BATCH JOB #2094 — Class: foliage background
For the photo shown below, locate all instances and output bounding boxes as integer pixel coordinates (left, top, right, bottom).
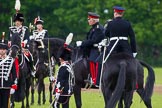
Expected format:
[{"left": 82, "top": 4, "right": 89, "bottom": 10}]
[{"left": 0, "top": 0, "right": 162, "bottom": 66}]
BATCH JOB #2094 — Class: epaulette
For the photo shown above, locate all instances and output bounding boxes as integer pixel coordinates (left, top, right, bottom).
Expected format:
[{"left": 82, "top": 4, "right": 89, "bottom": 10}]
[{"left": 104, "top": 19, "right": 112, "bottom": 28}]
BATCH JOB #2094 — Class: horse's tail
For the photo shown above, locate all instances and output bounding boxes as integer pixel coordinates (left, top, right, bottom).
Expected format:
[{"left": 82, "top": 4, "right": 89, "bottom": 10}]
[
  {"left": 108, "top": 61, "right": 127, "bottom": 108},
  {"left": 139, "top": 60, "right": 155, "bottom": 99}
]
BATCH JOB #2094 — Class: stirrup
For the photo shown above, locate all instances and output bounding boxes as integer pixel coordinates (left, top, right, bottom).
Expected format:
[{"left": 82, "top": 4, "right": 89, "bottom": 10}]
[{"left": 84, "top": 78, "right": 93, "bottom": 89}]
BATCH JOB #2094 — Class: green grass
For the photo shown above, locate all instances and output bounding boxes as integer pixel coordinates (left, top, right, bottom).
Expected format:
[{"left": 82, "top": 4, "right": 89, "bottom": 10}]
[
  {"left": 14, "top": 67, "right": 162, "bottom": 108},
  {"left": 152, "top": 67, "right": 162, "bottom": 84},
  {"left": 14, "top": 89, "right": 162, "bottom": 108}
]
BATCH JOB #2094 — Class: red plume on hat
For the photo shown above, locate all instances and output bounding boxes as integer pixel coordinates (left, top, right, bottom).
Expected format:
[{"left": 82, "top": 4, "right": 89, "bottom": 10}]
[{"left": 34, "top": 16, "right": 44, "bottom": 25}]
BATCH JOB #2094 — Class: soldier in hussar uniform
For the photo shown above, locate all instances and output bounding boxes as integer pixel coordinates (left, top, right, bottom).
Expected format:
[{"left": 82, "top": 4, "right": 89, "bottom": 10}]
[
  {"left": 0, "top": 37, "right": 18, "bottom": 108},
  {"left": 76, "top": 12, "right": 105, "bottom": 86},
  {"left": 8, "top": 12, "right": 36, "bottom": 76},
  {"left": 53, "top": 46, "right": 74, "bottom": 108},
  {"left": 30, "top": 16, "right": 48, "bottom": 48}
]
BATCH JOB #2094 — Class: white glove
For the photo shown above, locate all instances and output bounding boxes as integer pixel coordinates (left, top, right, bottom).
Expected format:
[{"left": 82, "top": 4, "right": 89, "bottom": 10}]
[
  {"left": 49, "top": 76, "right": 55, "bottom": 82},
  {"left": 76, "top": 41, "right": 82, "bottom": 47},
  {"left": 99, "top": 39, "right": 107, "bottom": 46},
  {"left": 24, "top": 40, "right": 28, "bottom": 44},
  {"left": 10, "top": 88, "right": 15, "bottom": 94},
  {"left": 133, "top": 52, "right": 137, "bottom": 58},
  {"left": 29, "top": 35, "right": 34, "bottom": 40}
]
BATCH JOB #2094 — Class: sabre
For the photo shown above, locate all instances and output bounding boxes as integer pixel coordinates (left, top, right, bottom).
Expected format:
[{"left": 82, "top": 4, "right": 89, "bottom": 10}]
[{"left": 10, "top": 17, "right": 13, "bottom": 26}]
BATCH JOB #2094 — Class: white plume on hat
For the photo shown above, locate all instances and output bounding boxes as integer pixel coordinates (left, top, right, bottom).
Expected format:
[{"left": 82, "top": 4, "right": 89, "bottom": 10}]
[
  {"left": 65, "top": 33, "right": 73, "bottom": 45},
  {"left": 15, "top": 0, "right": 21, "bottom": 11}
]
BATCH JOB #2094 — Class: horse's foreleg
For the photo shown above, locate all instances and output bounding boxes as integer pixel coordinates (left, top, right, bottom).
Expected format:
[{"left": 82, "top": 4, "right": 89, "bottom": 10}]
[
  {"left": 73, "top": 85, "right": 82, "bottom": 108},
  {"left": 49, "top": 82, "right": 53, "bottom": 103},
  {"left": 118, "top": 95, "right": 123, "bottom": 108},
  {"left": 42, "top": 80, "right": 46, "bottom": 104},
  {"left": 21, "top": 100, "right": 25, "bottom": 108},
  {"left": 31, "top": 77, "right": 35, "bottom": 105},
  {"left": 37, "top": 79, "right": 41, "bottom": 105},
  {"left": 105, "top": 87, "right": 113, "bottom": 108},
  {"left": 26, "top": 78, "right": 31, "bottom": 108}
]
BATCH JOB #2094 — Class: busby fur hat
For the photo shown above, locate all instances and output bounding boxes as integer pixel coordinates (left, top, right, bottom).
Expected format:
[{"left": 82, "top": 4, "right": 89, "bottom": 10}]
[
  {"left": 13, "top": 13, "right": 24, "bottom": 22},
  {"left": 58, "top": 45, "right": 72, "bottom": 61},
  {"left": 0, "top": 40, "right": 8, "bottom": 49},
  {"left": 34, "top": 16, "right": 44, "bottom": 25}
]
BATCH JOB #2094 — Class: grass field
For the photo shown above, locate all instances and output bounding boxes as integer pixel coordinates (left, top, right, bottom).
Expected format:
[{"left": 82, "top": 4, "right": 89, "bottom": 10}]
[{"left": 15, "top": 67, "right": 162, "bottom": 108}]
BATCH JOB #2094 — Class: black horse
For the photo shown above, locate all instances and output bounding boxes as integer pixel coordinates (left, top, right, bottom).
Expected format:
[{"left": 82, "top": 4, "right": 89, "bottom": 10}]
[
  {"left": 101, "top": 52, "right": 155, "bottom": 108},
  {"left": 10, "top": 32, "right": 32, "bottom": 108},
  {"left": 71, "top": 47, "right": 90, "bottom": 108},
  {"left": 28, "top": 39, "right": 155, "bottom": 108},
  {"left": 28, "top": 38, "right": 65, "bottom": 105},
  {"left": 28, "top": 39, "right": 89, "bottom": 108}
]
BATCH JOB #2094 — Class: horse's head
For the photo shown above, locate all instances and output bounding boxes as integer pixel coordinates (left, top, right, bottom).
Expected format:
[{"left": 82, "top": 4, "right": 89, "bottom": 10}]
[
  {"left": 37, "top": 47, "right": 48, "bottom": 64},
  {"left": 28, "top": 39, "right": 40, "bottom": 56},
  {"left": 10, "top": 32, "right": 21, "bottom": 58}
]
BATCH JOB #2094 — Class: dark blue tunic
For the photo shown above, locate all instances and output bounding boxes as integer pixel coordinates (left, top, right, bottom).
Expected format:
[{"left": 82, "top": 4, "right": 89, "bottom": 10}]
[
  {"left": 105, "top": 17, "right": 137, "bottom": 54},
  {"left": 81, "top": 22, "right": 105, "bottom": 62}
]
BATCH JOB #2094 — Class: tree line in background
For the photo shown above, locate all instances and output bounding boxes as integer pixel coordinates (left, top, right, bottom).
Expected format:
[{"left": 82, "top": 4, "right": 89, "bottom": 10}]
[{"left": 0, "top": 0, "right": 162, "bottom": 66}]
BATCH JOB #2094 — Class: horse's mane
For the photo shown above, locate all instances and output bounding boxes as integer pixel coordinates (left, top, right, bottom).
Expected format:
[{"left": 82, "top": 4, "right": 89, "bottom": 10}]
[
  {"left": 43, "top": 38, "right": 65, "bottom": 47},
  {"left": 10, "top": 32, "right": 21, "bottom": 46}
]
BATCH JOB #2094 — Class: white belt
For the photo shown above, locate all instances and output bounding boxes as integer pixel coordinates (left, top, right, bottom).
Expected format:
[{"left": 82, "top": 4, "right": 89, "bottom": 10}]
[{"left": 110, "top": 37, "right": 128, "bottom": 41}]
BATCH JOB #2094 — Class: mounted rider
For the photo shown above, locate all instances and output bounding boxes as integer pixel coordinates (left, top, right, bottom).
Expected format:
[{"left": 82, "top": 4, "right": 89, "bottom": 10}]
[
  {"left": 30, "top": 16, "right": 48, "bottom": 48},
  {"left": 76, "top": 12, "right": 105, "bottom": 86},
  {"left": 104, "top": 6, "right": 137, "bottom": 60},
  {"left": 8, "top": 0, "right": 35, "bottom": 76},
  {"left": 0, "top": 34, "right": 18, "bottom": 108}
]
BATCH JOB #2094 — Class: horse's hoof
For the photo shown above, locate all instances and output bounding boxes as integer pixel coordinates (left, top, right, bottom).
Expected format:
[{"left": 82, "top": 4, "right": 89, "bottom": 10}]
[
  {"left": 30, "top": 102, "right": 34, "bottom": 105},
  {"left": 26, "top": 106, "right": 30, "bottom": 108},
  {"left": 49, "top": 100, "right": 52, "bottom": 103},
  {"left": 43, "top": 101, "right": 46, "bottom": 104}
]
